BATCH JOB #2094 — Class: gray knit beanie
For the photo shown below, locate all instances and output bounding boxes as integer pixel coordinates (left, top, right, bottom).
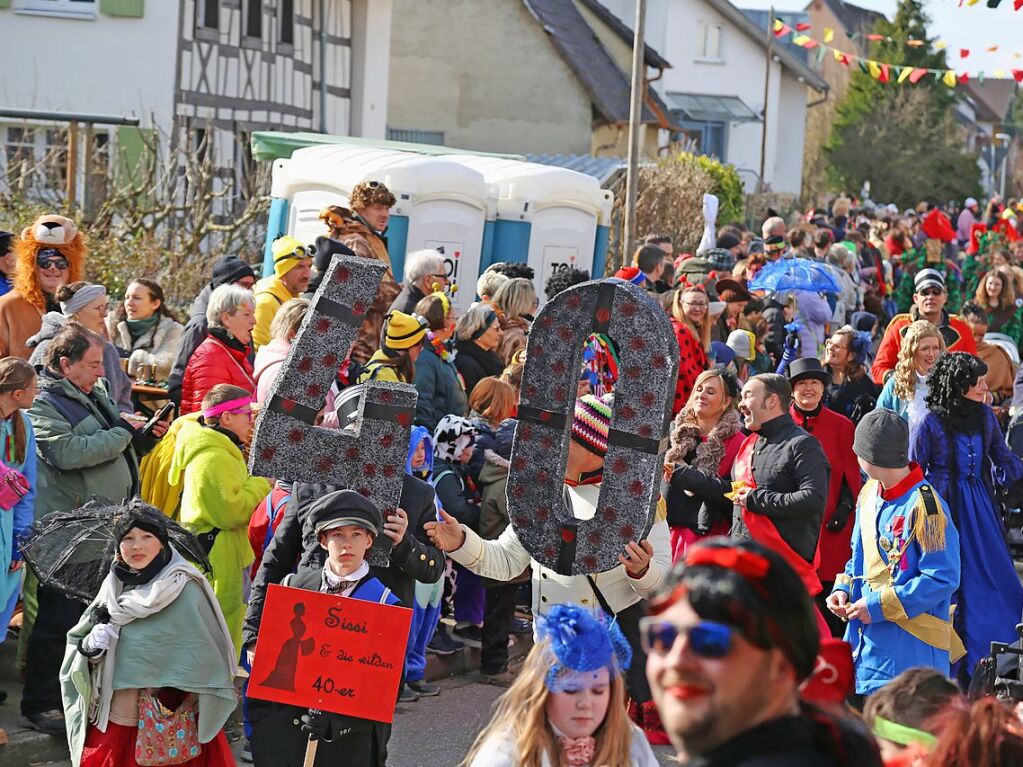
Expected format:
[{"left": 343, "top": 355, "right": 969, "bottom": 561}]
[{"left": 853, "top": 408, "right": 909, "bottom": 468}]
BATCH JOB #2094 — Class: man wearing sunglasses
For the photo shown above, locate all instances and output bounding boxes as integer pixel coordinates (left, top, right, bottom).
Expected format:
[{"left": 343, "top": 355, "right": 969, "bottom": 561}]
[
  {"left": 644, "top": 539, "right": 882, "bottom": 765},
  {"left": 871, "top": 269, "right": 975, "bottom": 384},
  {"left": 252, "top": 235, "right": 313, "bottom": 350},
  {"left": 319, "top": 181, "right": 402, "bottom": 370}
]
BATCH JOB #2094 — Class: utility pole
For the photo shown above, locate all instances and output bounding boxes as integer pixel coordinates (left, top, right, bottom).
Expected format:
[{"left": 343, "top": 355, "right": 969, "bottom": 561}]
[
  {"left": 758, "top": 7, "right": 774, "bottom": 193},
  {"left": 623, "top": 0, "right": 647, "bottom": 262}
]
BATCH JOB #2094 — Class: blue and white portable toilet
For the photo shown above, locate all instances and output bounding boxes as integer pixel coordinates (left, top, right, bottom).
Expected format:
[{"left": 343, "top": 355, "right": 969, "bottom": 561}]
[
  {"left": 445, "top": 156, "right": 614, "bottom": 302},
  {"left": 265, "top": 145, "right": 493, "bottom": 314}
]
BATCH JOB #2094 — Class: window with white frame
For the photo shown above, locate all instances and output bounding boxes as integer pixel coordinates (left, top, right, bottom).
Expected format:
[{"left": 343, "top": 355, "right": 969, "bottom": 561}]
[
  {"left": 279, "top": 0, "right": 294, "bottom": 45},
  {"left": 244, "top": 0, "right": 262, "bottom": 39},
  {"left": 16, "top": 0, "right": 96, "bottom": 18},
  {"left": 0, "top": 124, "right": 108, "bottom": 196},
  {"left": 699, "top": 23, "right": 723, "bottom": 61},
  {"left": 196, "top": 0, "right": 219, "bottom": 30}
]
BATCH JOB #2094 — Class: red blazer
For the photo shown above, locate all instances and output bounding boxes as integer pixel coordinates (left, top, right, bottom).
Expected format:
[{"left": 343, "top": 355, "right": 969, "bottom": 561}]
[
  {"left": 870, "top": 311, "right": 976, "bottom": 384},
  {"left": 790, "top": 404, "right": 861, "bottom": 583},
  {"left": 670, "top": 317, "right": 708, "bottom": 415},
  {"left": 179, "top": 335, "right": 256, "bottom": 415}
]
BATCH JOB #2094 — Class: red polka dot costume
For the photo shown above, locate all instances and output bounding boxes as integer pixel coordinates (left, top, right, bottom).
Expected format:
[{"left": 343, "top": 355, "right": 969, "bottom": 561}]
[{"left": 670, "top": 317, "right": 708, "bottom": 415}]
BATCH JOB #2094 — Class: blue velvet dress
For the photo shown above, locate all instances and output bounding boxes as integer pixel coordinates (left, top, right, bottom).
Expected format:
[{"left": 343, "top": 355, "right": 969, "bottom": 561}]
[{"left": 910, "top": 406, "right": 1023, "bottom": 682}]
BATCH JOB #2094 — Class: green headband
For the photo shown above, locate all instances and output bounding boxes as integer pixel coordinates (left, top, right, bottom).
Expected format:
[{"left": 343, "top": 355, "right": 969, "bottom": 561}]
[{"left": 872, "top": 714, "right": 937, "bottom": 748}]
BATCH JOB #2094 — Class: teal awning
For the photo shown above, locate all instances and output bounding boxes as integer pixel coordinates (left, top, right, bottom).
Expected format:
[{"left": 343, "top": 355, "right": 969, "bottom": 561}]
[
  {"left": 665, "top": 93, "right": 760, "bottom": 123},
  {"left": 250, "top": 131, "right": 524, "bottom": 163}
]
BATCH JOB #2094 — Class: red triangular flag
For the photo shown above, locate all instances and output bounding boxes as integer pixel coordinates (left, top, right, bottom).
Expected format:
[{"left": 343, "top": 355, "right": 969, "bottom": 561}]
[
  {"left": 960, "top": 49, "right": 970, "bottom": 59},
  {"left": 796, "top": 22, "right": 811, "bottom": 30},
  {"left": 1013, "top": 69, "right": 1023, "bottom": 82},
  {"left": 866, "top": 33, "right": 884, "bottom": 41},
  {"left": 880, "top": 63, "right": 890, "bottom": 83},
  {"left": 803, "top": 38, "right": 820, "bottom": 49},
  {"left": 909, "top": 68, "right": 928, "bottom": 83},
  {"left": 959, "top": 72, "right": 970, "bottom": 84},
  {"left": 1016, "top": 0, "right": 1023, "bottom": 10},
  {"left": 774, "top": 23, "right": 793, "bottom": 37}
]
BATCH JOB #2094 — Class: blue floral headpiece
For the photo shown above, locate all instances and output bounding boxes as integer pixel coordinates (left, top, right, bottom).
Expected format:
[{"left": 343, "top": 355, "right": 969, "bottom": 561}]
[{"left": 537, "top": 604, "right": 631, "bottom": 692}]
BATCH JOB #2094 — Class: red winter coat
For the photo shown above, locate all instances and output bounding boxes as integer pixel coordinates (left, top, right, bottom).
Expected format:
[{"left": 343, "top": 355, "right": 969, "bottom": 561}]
[
  {"left": 670, "top": 317, "right": 708, "bottom": 415},
  {"left": 179, "top": 334, "right": 256, "bottom": 415},
  {"left": 789, "top": 404, "right": 861, "bottom": 584}
]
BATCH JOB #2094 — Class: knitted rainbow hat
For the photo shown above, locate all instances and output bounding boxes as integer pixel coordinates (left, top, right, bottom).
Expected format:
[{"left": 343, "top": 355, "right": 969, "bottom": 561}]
[{"left": 570, "top": 393, "right": 613, "bottom": 458}]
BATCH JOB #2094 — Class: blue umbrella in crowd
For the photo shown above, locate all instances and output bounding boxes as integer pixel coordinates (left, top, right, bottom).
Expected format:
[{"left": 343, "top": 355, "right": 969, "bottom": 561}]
[{"left": 749, "top": 257, "right": 843, "bottom": 295}]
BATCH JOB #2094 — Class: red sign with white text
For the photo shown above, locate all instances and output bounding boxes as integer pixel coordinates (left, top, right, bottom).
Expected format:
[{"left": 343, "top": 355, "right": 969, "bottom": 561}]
[{"left": 248, "top": 584, "right": 413, "bottom": 723}]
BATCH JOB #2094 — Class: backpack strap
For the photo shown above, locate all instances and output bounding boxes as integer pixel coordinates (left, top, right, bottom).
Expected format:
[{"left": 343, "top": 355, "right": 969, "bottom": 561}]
[
  {"left": 36, "top": 390, "right": 94, "bottom": 431},
  {"left": 261, "top": 489, "right": 293, "bottom": 551}
]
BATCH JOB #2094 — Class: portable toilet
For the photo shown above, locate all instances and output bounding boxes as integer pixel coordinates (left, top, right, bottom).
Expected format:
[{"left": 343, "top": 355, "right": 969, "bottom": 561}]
[
  {"left": 445, "top": 156, "right": 614, "bottom": 302},
  {"left": 265, "top": 145, "right": 494, "bottom": 314}
]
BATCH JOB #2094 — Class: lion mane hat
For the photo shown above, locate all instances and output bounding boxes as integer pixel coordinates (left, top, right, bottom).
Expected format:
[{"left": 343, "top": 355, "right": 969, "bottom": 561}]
[{"left": 14, "top": 214, "right": 86, "bottom": 310}]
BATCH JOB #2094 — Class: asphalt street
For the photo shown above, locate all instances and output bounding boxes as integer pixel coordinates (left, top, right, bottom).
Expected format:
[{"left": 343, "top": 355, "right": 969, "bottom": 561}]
[{"left": 33, "top": 672, "right": 678, "bottom": 766}]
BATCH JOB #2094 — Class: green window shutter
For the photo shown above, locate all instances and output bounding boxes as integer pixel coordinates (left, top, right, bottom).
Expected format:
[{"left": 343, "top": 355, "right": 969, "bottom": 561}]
[
  {"left": 100, "top": 0, "right": 144, "bottom": 17},
  {"left": 0, "top": 1, "right": 11, "bottom": 9},
  {"left": 115, "top": 126, "right": 157, "bottom": 198}
]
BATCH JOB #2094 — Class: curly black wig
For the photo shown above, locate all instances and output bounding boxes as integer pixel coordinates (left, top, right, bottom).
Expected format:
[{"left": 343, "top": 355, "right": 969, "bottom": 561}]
[
  {"left": 544, "top": 267, "right": 590, "bottom": 301},
  {"left": 489, "top": 262, "right": 535, "bottom": 281},
  {"left": 924, "top": 351, "right": 988, "bottom": 418}
]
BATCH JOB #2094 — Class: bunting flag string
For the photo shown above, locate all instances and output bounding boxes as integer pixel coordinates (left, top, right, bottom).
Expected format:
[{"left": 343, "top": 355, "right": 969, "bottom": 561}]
[
  {"left": 772, "top": 19, "right": 1023, "bottom": 86},
  {"left": 771, "top": 21, "right": 1023, "bottom": 65}
]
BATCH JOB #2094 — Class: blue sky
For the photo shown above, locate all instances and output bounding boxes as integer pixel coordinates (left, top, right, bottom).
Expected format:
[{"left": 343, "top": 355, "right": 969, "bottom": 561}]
[{"left": 739, "top": 0, "right": 1023, "bottom": 76}]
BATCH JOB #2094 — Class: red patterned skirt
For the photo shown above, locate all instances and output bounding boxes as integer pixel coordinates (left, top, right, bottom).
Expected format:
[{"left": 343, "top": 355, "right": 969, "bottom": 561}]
[{"left": 81, "top": 722, "right": 235, "bottom": 767}]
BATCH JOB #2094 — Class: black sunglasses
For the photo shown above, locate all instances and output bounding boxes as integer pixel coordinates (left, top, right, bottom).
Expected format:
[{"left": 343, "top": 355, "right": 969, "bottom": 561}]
[{"left": 37, "top": 255, "right": 69, "bottom": 271}]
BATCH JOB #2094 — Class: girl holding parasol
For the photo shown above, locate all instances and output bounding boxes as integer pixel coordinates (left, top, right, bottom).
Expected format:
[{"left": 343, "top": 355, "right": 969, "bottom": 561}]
[{"left": 59, "top": 503, "right": 237, "bottom": 766}]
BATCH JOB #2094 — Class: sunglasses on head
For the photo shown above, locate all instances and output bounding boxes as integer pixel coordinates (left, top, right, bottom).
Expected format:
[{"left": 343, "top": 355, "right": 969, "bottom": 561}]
[{"left": 639, "top": 617, "right": 734, "bottom": 659}]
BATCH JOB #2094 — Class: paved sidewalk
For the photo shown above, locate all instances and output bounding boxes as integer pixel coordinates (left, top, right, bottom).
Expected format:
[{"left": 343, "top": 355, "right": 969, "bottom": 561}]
[{"left": 0, "top": 627, "right": 536, "bottom": 766}]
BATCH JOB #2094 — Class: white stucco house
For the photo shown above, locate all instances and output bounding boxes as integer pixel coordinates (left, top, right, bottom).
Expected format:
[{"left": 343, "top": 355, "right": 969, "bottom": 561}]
[
  {"left": 0, "top": 0, "right": 392, "bottom": 204},
  {"left": 596, "top": 0, "right": 828, "bottom": 196}
]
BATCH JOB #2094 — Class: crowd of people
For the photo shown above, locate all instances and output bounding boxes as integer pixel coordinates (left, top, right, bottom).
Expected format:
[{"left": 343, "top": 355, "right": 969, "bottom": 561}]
[{"left": 3, "top": 189, "right": 1023, "bottom": 766}]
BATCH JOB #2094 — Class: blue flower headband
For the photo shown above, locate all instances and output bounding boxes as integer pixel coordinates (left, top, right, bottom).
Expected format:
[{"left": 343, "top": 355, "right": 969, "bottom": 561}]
[
  {"left": 537, "top": 604, "right": 631, "bottom": 692},
  {"left": 850, "top": 331, "right": 873, "bottom": 366}
]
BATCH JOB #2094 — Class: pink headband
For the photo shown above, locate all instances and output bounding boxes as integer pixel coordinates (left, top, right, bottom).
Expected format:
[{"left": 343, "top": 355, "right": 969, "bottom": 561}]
[{"left": 202, "top": 396, "right": 254, "bottom": 420}]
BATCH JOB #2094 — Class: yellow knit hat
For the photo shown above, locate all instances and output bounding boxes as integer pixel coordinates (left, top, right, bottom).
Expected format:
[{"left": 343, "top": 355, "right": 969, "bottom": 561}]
[
  {"left": 382, "top": 310, "right": 429, "bottom": 353},
  {"left": 272, "top": 235, "right": 310, "bottom": 277}
]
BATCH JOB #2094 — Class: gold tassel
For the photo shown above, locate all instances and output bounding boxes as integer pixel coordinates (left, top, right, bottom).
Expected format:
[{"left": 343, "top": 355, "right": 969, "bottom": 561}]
[{"left": 914, "top": 489, "right": 947, "bottom": 553}]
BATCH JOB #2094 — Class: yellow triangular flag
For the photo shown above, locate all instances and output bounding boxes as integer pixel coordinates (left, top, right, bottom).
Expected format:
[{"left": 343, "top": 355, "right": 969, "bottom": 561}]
[
  {"left": 898, "top": 66, "right": 913, "bottom": 84},
  {"left": 792, "top": 34, "right": 811, "bottom": 46},
  {"left": 868, "top": 60, "right": 882, "bottom": 79},
  {"left": 774, "top": 18, "right": 784, "bottom": 32},
  {"left": 935, "top": 41, "right": 948, "bottom": 50},
  {"left": 824, "top": 27, "right": 834, "bottom": 43},
  {"left": 833, "top": 49, "right": 844, "bottom": 62},
  {"left": 942, "top": 70, "right": 957, "bottom": 87},
  {"left": 1015, "top": 53, "right": 1022, "bottom": 60},
  {"left": 995, "top": 68, "right": 1007, "bottom": 78},
  {"left": 967, "top": 0, "right": 980, "bottom": 5}
]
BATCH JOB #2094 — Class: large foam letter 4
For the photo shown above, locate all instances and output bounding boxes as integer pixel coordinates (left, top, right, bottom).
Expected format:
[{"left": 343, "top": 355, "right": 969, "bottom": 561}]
[{"left": 248, "top": 254, "right": 417, "bottom": 565}]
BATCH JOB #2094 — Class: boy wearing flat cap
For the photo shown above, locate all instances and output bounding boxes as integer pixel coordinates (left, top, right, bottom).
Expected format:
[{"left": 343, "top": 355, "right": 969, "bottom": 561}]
[
  {"left": 248, "top": 489, "right": 401, "bottom": 767},
  {"left": 826, "top": 408, "right": 962, "bottom": 696}
]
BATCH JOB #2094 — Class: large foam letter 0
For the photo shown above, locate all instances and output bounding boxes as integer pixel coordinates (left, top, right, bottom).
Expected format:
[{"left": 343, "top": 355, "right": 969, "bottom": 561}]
[
  {"left": 507, "top": 280, "right": 679, "bottom": 575},
  {"left": 248, "top": 254, "right": 417, "bottom": 566}
]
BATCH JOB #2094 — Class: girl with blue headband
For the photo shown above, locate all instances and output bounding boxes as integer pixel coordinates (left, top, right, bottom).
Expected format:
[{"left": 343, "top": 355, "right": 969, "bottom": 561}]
[{"left": 462, "top": 604, "right": 657, "bottom": 767}]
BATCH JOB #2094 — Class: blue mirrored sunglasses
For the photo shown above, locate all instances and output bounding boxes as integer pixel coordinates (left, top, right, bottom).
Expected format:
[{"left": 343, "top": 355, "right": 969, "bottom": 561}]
[{"left": 639, "top": 617, "right": 734, "bottom": 659}]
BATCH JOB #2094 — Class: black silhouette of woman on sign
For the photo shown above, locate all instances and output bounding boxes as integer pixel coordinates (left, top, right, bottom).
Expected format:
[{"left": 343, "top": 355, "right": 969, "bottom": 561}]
[{"left": 259, "top": 602, "right": 316, "bottom": 691}]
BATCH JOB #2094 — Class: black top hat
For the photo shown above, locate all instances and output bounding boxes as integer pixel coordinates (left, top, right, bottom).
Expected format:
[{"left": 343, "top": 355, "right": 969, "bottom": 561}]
[{"left": 787, "top": 357, "right": 831, "bottom": 385}]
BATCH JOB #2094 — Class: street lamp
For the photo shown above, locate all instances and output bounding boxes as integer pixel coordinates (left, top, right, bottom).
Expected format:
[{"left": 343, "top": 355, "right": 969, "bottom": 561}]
[{"left": 995, "top": 132, "right": 1011, "bottom": 198}]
